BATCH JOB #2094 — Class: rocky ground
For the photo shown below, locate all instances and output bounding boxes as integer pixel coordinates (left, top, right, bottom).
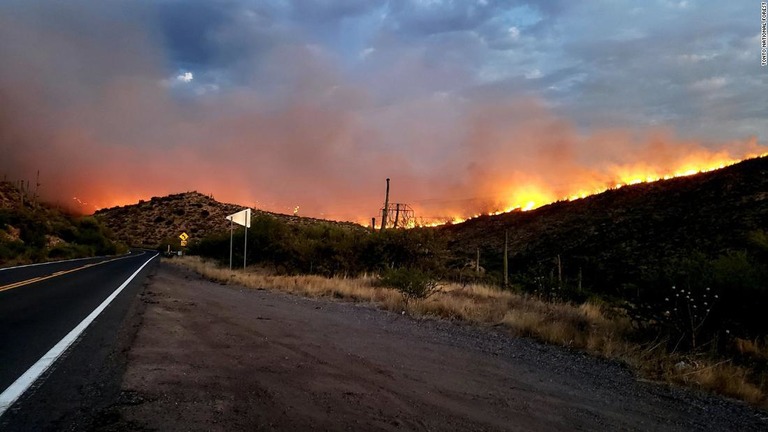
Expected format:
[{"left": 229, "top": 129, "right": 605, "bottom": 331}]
[{"left": 94, "top": 191, "right": 364, "bottom": 248}]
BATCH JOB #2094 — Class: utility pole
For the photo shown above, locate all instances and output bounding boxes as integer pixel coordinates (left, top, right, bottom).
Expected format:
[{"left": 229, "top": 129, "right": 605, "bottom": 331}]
[
  {"left": 556, "top": 254, "right": 562, "bottom": 284},
  {"left": 380, "top": 178, "right": 390, "bottom": 231},
  {"left": 393, "top": 203, "right": 400, "bottom": 229}
]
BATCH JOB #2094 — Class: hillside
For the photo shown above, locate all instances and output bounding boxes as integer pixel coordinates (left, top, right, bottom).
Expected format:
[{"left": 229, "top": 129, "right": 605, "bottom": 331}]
[
  {"left": 95, "top": 191, "right": 365, "bottom": 248},
  {"left": 97, "top": 158, "right": 768, "bottom": 339},
  {"left": 441, "top": 156, "right": 768, "bottom": 325},
  {"left": 0, "top": 180, "right": 31, "bottom": 209},
  {"left": 0, "top": 181, "right": 123, "bottom": 266}
]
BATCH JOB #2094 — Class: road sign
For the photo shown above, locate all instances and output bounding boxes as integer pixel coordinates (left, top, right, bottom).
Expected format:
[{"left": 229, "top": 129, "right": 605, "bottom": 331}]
[
  {"left": 180, "top": 240, "right": 188, "bottom": 247},
  {"left": 226, "top": 208, "right": 252, "bottom": 270},
  {"left": 225, "top": 209, "right": 251, "bottom": 228},
  {"left": 179, "top": 232, "right": 189, "bottom": 241}
]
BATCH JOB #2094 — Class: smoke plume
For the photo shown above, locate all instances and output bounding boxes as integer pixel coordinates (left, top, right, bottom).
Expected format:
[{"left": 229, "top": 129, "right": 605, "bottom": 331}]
[{"left": 0, "top": 3, "right": 764, "bottom": 224}]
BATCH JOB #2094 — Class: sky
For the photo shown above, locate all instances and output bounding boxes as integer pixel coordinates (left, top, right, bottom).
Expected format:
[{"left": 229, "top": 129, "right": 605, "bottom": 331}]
[{"left": 0, "top": 0, "right": 766, "bottom": 223}]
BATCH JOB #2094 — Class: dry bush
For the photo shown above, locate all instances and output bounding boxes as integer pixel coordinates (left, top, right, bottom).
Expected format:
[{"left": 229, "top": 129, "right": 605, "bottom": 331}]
[
  {"left": 687, "top": 363, "right": 764, "bottom": 404},
  {"left": 734, "top": 337, "right": 768, "bottom": 362},
  {"left": 175, "top": 256, "right": 404, "bottom": 308},
  {"left": 410, "top": 293, "right": 504, "bottom": 323},
  {"left": 501, "top": 300, "right": 630, "bottom": 357},
  {"left": 652, "top": 358, "right": 765, "bottom": 405}
]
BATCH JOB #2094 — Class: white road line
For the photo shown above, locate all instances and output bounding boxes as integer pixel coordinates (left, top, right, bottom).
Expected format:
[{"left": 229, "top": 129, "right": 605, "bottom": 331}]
[
  {"left": 0, "top": 250, "right": 133, "bottom": 272},
  {"left": 0, "top": 253, "right": 158, "bottom": 417}
]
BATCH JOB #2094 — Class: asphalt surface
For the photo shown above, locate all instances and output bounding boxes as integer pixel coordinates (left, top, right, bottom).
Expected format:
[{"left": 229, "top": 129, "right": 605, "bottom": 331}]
[
  {"left": 0, "top": 250, "right": 158, "bottom": 428},
  {"left": 0, "top": 254, "right": 126, "bottom": 286}
]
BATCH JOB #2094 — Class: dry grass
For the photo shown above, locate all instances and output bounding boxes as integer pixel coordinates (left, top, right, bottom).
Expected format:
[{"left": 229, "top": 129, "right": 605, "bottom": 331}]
[
  {"left": 670, "top": 361, "right": 764, "bottom": 404},
  {"left": 170, "top": 256, "right": 767, "bottom": 407},
  {"left": 664, "top": 337, "right": 768, "bottom": 404},
  {"left": 176, "top": 255, "right": 401, "bottom": 307},
  {"left": 734, "top": 337, "right": 768, "bottom": 361}
]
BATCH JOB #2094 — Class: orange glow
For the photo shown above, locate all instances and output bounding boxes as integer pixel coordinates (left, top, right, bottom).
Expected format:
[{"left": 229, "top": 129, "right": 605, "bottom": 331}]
[
  {"left": 9, "top": 90, "right": 765, "bottom": 224},
  {"left": 69, "top": 193, "right": 170, "bottom": 214},
  {"left": 1, "top": 18, "right": 765, "bottom": 232},
  {"left": 410, "top": 152, "right": 768, "bottom": 227},
  {"left": 64, "top": 151, "right": 767, "bottom": 226}
]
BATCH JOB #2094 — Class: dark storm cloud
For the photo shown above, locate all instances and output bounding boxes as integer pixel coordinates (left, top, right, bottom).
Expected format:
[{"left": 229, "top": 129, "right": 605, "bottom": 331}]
[
  {"left": 155, "top": 0, "right": 234, "bottom": 69},
  {"left": 288, "top": 0, "right": 387, "bottom": 21}
]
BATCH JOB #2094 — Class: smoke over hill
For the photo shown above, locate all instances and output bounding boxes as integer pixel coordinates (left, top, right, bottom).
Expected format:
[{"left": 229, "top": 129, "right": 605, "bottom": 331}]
[{"left": 0, "top": 3, "right": 764, "bottom": 222}]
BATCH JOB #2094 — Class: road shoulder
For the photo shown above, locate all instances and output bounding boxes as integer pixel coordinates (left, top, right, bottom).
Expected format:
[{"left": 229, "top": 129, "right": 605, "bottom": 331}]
[{"left": 106, "top": 263, "right": 768, "bottom": 431}]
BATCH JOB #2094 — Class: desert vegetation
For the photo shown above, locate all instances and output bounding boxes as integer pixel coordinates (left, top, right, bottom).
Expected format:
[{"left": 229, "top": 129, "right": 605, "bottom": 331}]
[
  {"left": 189, "top": 217, "right": 446, "bottom": 277},
  {"left": 0, "top": 182, "right": 125, "bottom": 266},
  {"left": 0, "top": 209, "right": 124, "bottom": 266},
  {"left": 104, "top": 156, "right": 767, "bottom": 406},
  {"left": 179, "top": 204, "right": 768, "bottom": 406},
  {"left": 173, "top": 254, "right": 768, "bottom": 406},
  {"left": 95, "top": 191, "right": 365, "bottom": 248}
]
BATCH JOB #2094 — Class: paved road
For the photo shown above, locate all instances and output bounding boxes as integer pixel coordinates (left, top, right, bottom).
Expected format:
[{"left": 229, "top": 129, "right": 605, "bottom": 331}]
[
  {"left": 0, "top": 254, "right": 131, "bottom": 287},
  {"left": 0, "top": 251, "right": 157, "bottom": 423}
]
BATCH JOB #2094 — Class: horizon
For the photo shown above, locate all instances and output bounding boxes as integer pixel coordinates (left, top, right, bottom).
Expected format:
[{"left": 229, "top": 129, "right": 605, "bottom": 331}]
[{"left": 71, "top": 152, "right": 765, "bottom": 228}]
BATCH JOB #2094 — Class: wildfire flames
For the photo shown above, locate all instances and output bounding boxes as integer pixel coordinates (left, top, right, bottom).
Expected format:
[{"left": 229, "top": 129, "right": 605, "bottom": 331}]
[
  {"left": 2, "top": 5, "right": 766, "bottom": 231},
  {"left": 409, "top": 151, "right": 768, "bottom": 227},
  {"left": 56, "top": 149, "right": 768, "bottom": 225}
]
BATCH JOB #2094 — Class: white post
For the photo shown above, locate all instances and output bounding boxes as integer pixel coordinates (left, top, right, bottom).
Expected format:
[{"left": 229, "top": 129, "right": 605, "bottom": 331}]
[
  {"left": 243, "top": 223, "right": 247, "bottom": 270},
  {"left": 229, "top": 218, "right": 233, "bottom": 270}
]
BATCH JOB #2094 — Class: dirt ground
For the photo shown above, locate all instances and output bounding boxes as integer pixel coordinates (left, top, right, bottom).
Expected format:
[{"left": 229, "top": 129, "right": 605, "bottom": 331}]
[{"left": 106, "top": 263, "right": 768, "bottom": 431}]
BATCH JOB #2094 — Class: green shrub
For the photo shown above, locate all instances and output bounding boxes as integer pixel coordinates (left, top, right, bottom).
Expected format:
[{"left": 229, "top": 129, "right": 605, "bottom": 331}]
[
  {"left": 48, "top": 244, "right": 93, "bottom": 260},
  {"left": 380, "top": 267, "right": 441, "bottom": 305},
  {"left": 0, "top": 240, "right": 27, "bottom": 263},
  {"left": 0, "top": 207, "right": 121, "bottom": 265},
  {"left": 189, "top": 216, "right": 447, "bottom": 278}
]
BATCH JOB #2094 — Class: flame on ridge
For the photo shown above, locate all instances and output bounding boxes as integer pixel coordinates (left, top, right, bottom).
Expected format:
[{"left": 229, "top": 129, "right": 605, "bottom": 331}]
[{"left": 412, "top": 152, "right": 768, "bottom": 228}]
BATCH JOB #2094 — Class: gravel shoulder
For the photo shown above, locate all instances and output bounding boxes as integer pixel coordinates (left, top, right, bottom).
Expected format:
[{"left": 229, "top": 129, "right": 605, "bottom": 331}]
[{"left": 106, "top": 263, "right": 768, "bottom": 431}]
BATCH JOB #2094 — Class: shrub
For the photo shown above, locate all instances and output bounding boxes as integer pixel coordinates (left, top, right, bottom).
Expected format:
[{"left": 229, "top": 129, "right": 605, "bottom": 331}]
[
  {"left": 0, "top": 208, "right": 122, "bottom": 264},
  {"left": 48, "top": 244, "right": 93, "bottom": 260},
  {"left": 0, "top": 240, "right": 26, "bottom": 263},
  {"left": 380, "top": 267, "right": 441, "bottom": 306}
]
